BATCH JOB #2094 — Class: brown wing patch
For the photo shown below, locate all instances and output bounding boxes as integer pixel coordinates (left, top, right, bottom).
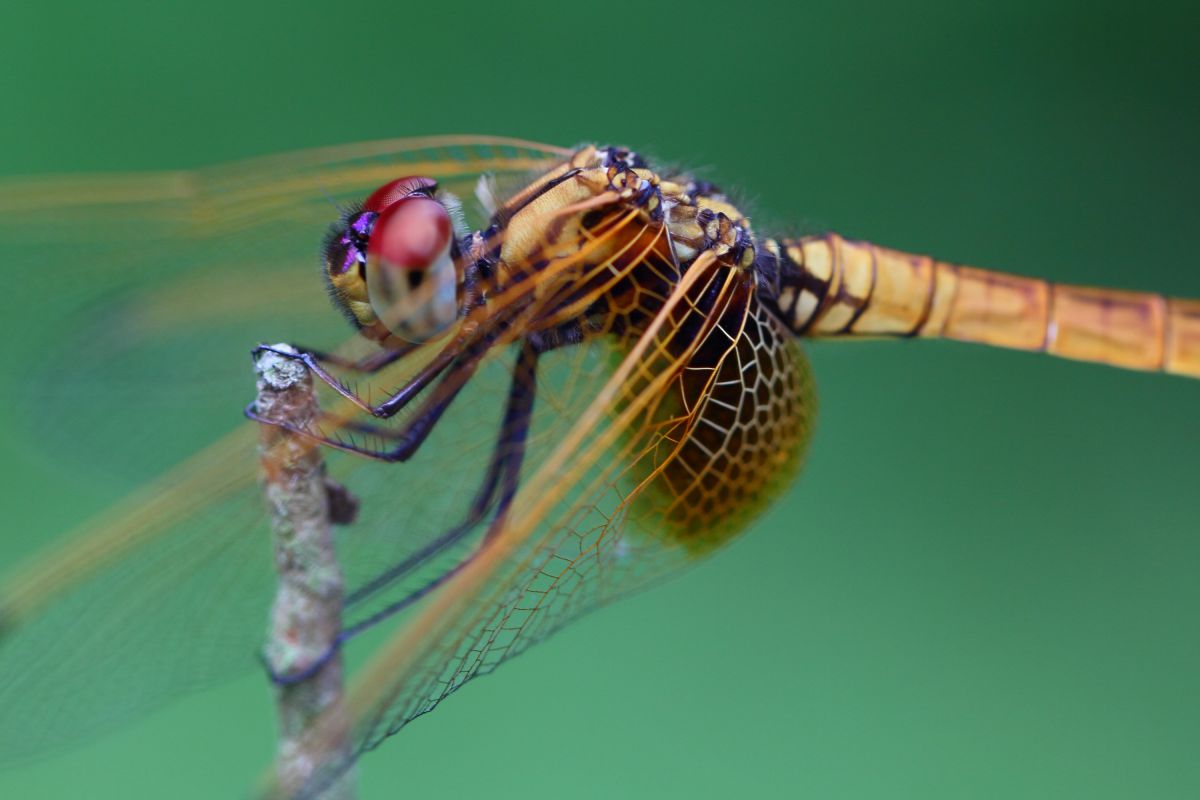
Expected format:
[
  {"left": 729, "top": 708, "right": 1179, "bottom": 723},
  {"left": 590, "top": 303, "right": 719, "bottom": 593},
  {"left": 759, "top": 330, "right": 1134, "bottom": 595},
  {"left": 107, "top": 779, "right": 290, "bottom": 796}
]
[{"left": 630, "top": 285, "right": 816, "bottom": 550}]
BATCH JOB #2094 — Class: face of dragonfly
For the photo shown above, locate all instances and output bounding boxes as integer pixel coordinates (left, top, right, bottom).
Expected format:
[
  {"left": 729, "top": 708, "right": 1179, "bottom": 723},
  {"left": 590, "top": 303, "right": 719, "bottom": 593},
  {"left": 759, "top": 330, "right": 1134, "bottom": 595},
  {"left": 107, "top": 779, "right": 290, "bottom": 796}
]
[
  {"left": 0, "top": 137, "right": 818, "bottom": 791},
  {"left": 322, "top": 175, "right": 462, "bottom": 343}
]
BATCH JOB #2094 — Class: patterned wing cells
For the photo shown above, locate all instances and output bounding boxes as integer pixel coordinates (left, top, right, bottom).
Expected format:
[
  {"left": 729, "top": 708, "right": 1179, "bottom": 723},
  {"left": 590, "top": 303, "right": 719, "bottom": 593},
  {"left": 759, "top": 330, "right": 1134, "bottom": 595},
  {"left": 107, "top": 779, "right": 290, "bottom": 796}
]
[{"left": 635, "top": 296, "right": 815, "bottom": 549}]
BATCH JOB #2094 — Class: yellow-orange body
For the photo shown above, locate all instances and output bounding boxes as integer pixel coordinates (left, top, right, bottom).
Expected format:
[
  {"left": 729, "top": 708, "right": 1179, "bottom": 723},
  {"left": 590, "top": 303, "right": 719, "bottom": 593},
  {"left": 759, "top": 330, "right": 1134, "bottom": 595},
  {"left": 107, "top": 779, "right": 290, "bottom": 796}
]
[
  {"left": 772, "top": 233, "right": 1200, "bottom": 377},
  {"left": 423, "top": 145, "right": 1200, "bottom": 556},
  {"left": 470, "top": 146, "right": 1200, "bottom": 555},
  {"left": 461, "top": 148, "right": 814, "bottom": 548}
]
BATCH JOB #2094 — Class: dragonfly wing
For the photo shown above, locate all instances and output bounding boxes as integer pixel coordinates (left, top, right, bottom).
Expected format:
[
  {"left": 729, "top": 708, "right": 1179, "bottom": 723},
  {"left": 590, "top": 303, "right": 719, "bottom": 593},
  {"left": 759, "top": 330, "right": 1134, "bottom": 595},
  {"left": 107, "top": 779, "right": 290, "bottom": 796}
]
[
  {"left": 0, "top": 137, "right": 573, "bottom": 759},
  {"left": 271, "top": 252, "right": 818, "bottom": 798},
  {"left": 3, "top": 135, "right": 573, "bottom": 486},
  {"left": 0, "top": 138, "right": 818, "bottom": 791}
]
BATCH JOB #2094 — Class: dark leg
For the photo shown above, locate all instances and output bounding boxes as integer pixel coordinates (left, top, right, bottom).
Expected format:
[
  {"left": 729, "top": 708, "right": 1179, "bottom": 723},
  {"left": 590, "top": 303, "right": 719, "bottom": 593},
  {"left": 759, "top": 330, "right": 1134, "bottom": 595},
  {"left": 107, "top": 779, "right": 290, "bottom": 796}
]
[
  {"left": 247, "top": 346, "right": 483, "bottom": 463},
  {"left": 286, "top": 341, "right": 418, "bottom": 373},
  {"left": 252, "top": 341, "right": 461, "bottom": 419},
  {"left": 345, "top": 340, "right": 538, "bottom": 607},
  {"left": 266, "top": 342, "right": 540, "bottom": 685}
]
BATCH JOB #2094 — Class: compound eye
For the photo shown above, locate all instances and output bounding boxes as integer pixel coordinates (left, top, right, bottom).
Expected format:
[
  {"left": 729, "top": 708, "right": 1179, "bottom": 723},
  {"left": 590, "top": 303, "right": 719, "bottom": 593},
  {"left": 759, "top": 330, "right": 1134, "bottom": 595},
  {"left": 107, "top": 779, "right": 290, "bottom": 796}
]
[
  {"left": 365, "top": 196, "right": 458, "bottom": 342},
  {"left": 362, "top": 176, "right": 439, "bottom": 213}
]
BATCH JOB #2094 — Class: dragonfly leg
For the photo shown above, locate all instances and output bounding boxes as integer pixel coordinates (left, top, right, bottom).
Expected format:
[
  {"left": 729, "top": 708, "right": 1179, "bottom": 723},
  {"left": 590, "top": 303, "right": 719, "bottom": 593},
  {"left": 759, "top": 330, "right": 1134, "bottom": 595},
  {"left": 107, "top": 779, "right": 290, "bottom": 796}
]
[
  {"left": 276, "top": 341, "right": 419, "bottom": 373},
  {"left": 251, "top": 341, "right": 458, "bottom": 418},
  {"left": 246, "top": 345, "right": 483, "bottom": 463},
  {"left": 264, "top": 342, "right": 540, "bottom": 686},
  {"left": 343, "top": 341, "right": 538, "bottom": 607}
]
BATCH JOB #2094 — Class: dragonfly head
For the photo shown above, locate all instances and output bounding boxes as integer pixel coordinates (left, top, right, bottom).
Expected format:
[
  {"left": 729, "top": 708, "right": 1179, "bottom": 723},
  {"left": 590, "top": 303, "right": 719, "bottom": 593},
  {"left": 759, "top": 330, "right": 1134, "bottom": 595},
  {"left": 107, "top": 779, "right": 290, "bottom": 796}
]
[{"left": 323, "top": 176, "right": 461, "bottom": 344}]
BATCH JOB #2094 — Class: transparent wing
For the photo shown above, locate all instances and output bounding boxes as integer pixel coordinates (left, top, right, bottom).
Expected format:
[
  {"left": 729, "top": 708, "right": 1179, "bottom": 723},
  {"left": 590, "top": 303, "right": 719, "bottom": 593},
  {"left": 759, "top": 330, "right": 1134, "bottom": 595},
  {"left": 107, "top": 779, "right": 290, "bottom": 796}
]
[
  {"left": 0, "top": 139, "right": 818, "bottom": 796},
  {"left": 2, "top": 136, "right": 572, "bottom": 488},
  {"left": 270, "top": 251, "right": 818, "bottom": 798},
  {"left": 0, "top": 136, "right": 574, "bottom": 757}
]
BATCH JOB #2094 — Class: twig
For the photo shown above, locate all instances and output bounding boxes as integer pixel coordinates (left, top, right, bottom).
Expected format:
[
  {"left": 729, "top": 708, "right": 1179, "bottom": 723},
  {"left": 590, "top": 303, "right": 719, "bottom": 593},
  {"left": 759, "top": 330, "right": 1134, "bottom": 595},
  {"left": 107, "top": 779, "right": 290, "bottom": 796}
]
[{"left": 254, "top": 344, "right": 355, "bottom": 800}]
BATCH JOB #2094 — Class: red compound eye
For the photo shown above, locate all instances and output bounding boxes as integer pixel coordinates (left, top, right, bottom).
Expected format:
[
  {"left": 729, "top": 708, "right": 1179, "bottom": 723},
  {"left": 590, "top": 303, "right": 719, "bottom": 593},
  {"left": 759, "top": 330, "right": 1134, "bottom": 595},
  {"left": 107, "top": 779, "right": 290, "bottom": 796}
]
[
  {"left": 366, "top": 196, "right": 453, "bottom": 270},
  {"left": 362, "top": 175, "right": 438, "bottom": 213},
  {"left": 365, "top": 196, "right": 458, "bottom": 342}
]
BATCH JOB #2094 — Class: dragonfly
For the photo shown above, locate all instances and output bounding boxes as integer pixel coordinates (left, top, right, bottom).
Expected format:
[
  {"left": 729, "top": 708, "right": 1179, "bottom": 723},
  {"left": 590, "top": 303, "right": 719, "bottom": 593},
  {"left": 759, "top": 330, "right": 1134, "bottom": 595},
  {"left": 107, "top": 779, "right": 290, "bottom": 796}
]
[{"left": 0, "top": 136, "right": 1196, "bottom": 798}]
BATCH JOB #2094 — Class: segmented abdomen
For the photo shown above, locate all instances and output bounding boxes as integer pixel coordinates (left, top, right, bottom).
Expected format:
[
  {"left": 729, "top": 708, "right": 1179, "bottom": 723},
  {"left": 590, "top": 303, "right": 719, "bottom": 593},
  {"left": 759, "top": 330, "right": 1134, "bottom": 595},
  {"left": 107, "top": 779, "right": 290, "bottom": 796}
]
[{"left": 765, "top": 233, "right": 1200, "bottom": 378}]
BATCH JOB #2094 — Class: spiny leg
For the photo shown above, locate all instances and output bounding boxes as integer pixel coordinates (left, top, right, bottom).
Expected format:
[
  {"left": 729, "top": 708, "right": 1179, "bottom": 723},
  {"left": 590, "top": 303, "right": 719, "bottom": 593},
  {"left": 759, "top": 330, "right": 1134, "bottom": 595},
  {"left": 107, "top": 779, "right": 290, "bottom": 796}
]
[
  {"left": 276, "top": 341, "right": 419, "bottom": 374},
  {"left": 247, "top": 343, "right": 486, "bottom": 463},
  {"left": 248, "top": 274, "right": 535, "bottom": 420},
  {"left": 266, "top": 342, "right": 540, "bottom": 685},
  {"left": 250, "top": 340, "right": 460, "bottom": 419},
  {"left": 343, "top": 340, "right": 539, "bottom": 609}
]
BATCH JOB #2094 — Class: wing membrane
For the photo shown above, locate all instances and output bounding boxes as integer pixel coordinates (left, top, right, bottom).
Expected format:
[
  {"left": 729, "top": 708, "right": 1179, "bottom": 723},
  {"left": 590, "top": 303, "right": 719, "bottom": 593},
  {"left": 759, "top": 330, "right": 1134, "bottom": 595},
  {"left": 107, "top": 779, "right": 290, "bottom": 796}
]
[
  {"left": 2, "top": 136, "right": 570, "bottom": 485},
  {"left": 0, "top": 136, "right": 815, "bottom": 800},
  {"left": 0, "top": 137, "right": 572, "bottom": 757},
  {"left": 266, "top": 253, "right": 809, "bottom": 797}
]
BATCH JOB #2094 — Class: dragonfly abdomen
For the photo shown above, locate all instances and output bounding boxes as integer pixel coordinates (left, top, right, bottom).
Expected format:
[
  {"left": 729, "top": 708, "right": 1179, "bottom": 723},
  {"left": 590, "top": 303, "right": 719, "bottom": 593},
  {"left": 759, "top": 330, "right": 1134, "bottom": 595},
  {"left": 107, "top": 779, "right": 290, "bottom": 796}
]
[{"left": 765, "top": 233, "right": 1200, "bottom": 377}]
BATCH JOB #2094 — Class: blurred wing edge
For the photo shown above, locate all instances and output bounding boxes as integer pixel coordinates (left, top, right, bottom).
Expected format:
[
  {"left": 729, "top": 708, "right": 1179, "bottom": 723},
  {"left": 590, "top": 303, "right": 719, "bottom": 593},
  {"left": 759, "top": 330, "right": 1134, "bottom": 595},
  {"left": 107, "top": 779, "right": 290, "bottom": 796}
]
[{"left": 0, "top": 135, "right": 571, "bottom": 216}]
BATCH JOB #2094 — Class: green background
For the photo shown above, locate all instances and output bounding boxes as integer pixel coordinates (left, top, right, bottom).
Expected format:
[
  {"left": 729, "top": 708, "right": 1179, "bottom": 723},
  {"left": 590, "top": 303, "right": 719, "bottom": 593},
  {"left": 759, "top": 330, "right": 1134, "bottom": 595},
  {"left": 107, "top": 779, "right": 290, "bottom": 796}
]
[{"left": 1, "top": 1, "right": 1198, "bottom": 798}]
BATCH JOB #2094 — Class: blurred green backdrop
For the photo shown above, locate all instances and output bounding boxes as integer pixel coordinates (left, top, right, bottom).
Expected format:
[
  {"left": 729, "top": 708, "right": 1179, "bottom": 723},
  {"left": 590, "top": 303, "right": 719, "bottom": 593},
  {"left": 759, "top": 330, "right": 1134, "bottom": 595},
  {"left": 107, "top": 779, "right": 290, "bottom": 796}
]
[{"left": 1, "top": 1, "right": 1198, "bottom": 798}]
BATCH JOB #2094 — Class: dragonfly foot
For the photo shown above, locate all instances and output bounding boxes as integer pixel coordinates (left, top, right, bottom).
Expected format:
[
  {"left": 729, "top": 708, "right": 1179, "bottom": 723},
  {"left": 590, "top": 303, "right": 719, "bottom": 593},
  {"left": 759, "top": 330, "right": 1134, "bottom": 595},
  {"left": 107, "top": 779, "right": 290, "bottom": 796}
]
[{"left": 260, "top": 637, "right": 344, "bottom": 687}]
